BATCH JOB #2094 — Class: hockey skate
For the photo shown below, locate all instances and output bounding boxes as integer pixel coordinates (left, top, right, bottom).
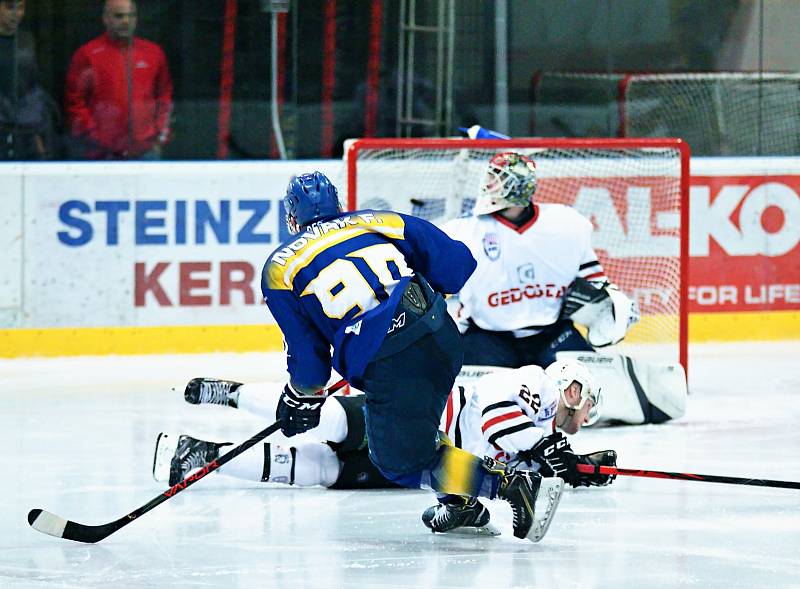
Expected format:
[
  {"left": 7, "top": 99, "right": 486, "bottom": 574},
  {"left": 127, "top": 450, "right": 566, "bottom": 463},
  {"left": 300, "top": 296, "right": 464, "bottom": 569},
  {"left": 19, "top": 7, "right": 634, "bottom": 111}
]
[
  {"left": 152, "top": 433, "right": 231, "bottom": 486},
  {"left": 183, "top": 378, "right": 242, "bottom": 407},
  {"left": 421, "top": 496, "right": 500, "bottom": 537},
  {"left": 491, "top": 458, "right": 565, "bottom": 542}
]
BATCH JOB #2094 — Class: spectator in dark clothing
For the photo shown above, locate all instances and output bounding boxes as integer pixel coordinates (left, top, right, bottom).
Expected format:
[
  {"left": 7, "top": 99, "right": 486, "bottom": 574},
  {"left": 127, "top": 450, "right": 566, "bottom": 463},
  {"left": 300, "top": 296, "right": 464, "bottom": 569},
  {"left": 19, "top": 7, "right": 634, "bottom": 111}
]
[
  {"left": 0, "top": 0, "right": 60, "bottom": 160},
  {"left": 64, "top": 0, "right": 173, "bottom": 160}
]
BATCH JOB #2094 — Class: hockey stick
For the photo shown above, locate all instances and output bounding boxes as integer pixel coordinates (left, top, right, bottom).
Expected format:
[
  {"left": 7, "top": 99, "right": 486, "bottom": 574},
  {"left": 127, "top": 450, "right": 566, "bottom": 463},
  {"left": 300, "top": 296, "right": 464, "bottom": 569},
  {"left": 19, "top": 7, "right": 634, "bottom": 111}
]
[
  {"left": 576, "top": 463, "right": 800, "bottom": 490},
  {"left": 28, "top": 420, "right": 282, "bottom": 543},
  {"left": 28, "top": 379, "right": 348, "bottom": 543}
]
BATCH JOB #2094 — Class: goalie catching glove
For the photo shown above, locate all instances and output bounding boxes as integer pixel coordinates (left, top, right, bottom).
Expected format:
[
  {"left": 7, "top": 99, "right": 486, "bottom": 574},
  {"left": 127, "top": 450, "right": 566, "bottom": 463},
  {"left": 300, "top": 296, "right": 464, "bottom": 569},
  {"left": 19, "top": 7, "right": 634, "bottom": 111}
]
[
  {"left": 277, "top": 383, "right": 327, "bottom": 437},
  {"left": 560, "top": 277, "right": 640, "bottom": 347},
  {"left": 517, "top": 432, "right": 617, "bottom": 488}
]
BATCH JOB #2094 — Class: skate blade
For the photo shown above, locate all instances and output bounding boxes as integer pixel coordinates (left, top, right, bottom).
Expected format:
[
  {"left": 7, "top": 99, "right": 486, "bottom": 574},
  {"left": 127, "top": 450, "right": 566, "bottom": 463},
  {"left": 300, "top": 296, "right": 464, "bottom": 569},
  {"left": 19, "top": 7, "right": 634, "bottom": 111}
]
[
  {"left": 527, "top": 477, "right": 565, "bottom": 543},
  {"left": 433, "top": 522, "right": 501, "bottom": 537},
  {"left": 152, "top": 432, "right": 178, "bottom": 482}
]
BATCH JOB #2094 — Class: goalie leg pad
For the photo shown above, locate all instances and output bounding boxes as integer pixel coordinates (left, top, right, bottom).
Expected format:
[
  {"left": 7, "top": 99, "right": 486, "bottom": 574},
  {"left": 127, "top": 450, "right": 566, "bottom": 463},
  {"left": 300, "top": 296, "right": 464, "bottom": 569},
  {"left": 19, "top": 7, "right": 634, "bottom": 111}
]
[{"left": 555, "top": 351, "right": 687, "bottom": 425}]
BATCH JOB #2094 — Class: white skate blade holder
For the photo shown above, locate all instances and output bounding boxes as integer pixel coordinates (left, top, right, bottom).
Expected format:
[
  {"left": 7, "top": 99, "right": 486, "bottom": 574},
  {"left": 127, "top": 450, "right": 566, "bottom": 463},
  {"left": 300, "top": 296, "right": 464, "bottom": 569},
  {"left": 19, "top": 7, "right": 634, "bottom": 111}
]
[
  {"left": 526, "top": 477, "right": 564, "bottom": 543},
  {"left": 152, "top": 433, "right": 178, "bottom": 482}
]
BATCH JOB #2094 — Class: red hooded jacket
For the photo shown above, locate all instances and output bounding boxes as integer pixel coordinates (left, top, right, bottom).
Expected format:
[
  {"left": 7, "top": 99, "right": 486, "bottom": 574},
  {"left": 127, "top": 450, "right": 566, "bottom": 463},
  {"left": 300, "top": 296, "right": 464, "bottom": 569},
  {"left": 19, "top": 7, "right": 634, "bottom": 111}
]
[{"left": 65, "top": 33, "right": 173, "bottom": 159}]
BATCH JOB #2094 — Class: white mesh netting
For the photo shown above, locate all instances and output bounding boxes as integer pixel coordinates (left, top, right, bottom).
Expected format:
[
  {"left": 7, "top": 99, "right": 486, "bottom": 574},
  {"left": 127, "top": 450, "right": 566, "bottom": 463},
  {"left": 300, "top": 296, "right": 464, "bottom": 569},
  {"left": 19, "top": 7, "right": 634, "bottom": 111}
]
[
  {"left": 531, "top": 72, "right": 800, "bottom": 156},
  {"left": 343, "top": 138, "right": 688, "bottom": 367},
  {"left": 622, "top": 73, "right": 800, "bottom": 156}
]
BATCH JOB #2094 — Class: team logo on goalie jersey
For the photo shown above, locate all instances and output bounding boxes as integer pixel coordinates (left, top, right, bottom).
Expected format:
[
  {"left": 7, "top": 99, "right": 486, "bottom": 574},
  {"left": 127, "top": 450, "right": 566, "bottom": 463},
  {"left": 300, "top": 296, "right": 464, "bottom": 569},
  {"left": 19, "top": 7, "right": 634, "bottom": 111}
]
[
  {"left": 482, "top": 233, "right": 500, "bottom": 260},
  {"left": 517, "top": 263, "right": 534, "bottom": 283}
]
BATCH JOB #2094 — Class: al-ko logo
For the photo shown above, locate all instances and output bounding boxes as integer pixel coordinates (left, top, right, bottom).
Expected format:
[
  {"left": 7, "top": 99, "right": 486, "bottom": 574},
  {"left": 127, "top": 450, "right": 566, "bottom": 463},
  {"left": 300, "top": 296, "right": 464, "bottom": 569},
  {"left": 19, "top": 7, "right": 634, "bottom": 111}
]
[
  {"left": 690, "top": 181, "right": 800, "bottom": 257},
  {"left": 557, "top": 179, "right": 799, "bottom": 259},
  {"left": 568, "top": 185, "right": 681, "bottom": 258}
]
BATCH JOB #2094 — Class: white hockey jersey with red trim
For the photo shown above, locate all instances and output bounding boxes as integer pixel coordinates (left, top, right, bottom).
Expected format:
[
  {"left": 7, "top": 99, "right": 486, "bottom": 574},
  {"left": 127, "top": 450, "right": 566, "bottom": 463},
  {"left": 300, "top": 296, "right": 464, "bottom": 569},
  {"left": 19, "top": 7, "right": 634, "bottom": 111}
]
[
  {"left": 439, "top": 365, "right": 560, "bottom": 463},
  {"left": 441, "top": 204, "right": 605, "bottom": 336}
]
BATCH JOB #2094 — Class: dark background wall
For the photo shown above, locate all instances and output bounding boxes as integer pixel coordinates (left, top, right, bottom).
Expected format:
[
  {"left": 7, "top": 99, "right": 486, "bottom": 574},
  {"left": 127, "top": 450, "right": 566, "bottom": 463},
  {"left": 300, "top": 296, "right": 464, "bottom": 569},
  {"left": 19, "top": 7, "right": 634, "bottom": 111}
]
[{"left": 12, "top": 0, "right": 800, "bottom": 160}]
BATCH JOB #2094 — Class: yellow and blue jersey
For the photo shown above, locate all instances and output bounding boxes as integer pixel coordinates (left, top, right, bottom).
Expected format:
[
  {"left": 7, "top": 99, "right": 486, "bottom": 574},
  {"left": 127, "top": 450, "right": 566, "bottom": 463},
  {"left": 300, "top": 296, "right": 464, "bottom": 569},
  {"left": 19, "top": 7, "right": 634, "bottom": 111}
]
[{"left": 261, "top": 210, "right": 476, "bottom": 389}]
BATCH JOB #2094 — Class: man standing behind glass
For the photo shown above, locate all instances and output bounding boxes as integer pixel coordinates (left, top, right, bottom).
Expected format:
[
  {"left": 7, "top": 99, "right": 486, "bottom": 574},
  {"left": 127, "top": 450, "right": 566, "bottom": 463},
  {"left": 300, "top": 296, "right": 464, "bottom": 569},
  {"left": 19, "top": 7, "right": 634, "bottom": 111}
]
[
  {"left": 1, "top": 0, "right": 59, "bottom": 160},
  {"left": 65, "top": 0, "right": 172, "bottom": 160}
]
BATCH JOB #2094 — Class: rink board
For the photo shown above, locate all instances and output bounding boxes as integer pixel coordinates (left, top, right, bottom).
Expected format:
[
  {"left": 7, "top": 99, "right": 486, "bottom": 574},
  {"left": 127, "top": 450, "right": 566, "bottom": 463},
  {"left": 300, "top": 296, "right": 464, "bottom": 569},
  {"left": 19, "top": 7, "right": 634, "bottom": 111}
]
[
  {"left": 1, "top": 157, "right": 799, "bottom": 357},
  {"left": 2, "top": 311, "right": 799, "bottom": 357}
]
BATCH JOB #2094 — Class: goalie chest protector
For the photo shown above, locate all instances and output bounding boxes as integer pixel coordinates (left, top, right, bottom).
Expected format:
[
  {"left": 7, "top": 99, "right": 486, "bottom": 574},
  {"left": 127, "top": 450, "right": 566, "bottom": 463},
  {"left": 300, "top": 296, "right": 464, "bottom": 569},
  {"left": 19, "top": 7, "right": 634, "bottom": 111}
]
[{"left": 442, "top": 204, "right": 601, "bottom": 334}]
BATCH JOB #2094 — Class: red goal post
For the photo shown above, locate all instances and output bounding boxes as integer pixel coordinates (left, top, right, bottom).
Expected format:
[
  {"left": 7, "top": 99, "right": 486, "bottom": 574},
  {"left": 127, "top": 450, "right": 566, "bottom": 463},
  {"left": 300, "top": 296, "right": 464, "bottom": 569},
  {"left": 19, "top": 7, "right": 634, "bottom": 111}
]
[{"left": 344, "top": 137, "right": 690, "bottom": 372}]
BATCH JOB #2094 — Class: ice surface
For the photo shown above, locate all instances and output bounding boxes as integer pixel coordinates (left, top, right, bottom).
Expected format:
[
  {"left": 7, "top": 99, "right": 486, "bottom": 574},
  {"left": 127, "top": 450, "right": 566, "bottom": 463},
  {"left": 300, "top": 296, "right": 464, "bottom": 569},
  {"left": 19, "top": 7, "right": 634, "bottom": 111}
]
[{"left": 2, "top": 342, "right": 800, "bottom": 588}]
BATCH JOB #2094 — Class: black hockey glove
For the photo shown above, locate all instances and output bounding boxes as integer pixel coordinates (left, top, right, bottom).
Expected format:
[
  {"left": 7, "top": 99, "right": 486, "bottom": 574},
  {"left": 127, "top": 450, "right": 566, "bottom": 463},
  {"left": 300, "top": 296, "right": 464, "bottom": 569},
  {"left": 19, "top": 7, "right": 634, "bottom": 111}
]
[
  {"left": 276, "top": 383, "right": 326, "bottom": 437},
  {"left": 576, "top": 450, "right": 617, "bottom": 487},
  {"left": 526, "top": 432, "right": 581, "bottom": 488},
  {"left": 558, "top": 277, "right": 609, "bottom": 320}
]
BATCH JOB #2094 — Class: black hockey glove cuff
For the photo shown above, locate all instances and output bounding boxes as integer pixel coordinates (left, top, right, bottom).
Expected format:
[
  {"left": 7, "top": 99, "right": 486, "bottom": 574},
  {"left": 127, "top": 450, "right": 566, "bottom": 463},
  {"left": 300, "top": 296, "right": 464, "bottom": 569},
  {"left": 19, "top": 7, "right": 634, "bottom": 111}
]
[
  {"left": 558, "top": 277, "right": 609, "bottom": 320},
  {"left": 276, "top": 383, "right": 326, "bottom": 437},
  {"left": 577, "top": 450, "right": 617, "bottom": 487},
  {"left": 527, "top": 432, "right": 581, "bottom": 487}
]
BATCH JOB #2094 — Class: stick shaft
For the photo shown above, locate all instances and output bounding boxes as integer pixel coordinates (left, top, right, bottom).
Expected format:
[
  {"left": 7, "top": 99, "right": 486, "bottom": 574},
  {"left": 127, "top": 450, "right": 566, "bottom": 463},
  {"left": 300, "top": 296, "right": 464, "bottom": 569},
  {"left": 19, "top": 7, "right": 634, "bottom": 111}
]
[
  {"left": 576, "top": 463, "right": 800, "bottom": 490},
  {"left": 29, "top": 420, "right": 281, "bottom": 543},
  {"left": 28, "top": 378, "right": 350, "bottom": 543}
]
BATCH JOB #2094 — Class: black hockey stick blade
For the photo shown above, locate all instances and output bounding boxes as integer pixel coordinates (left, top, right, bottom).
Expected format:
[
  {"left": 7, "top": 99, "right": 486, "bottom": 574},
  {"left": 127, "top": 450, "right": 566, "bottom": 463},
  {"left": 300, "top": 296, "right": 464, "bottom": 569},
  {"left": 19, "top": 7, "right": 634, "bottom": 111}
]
[
  {"left": 28, "top": 508, "right": 126, "bottom": 544},
  {"left": 28, "top": 419, "right": 283, "bottom": 543}
]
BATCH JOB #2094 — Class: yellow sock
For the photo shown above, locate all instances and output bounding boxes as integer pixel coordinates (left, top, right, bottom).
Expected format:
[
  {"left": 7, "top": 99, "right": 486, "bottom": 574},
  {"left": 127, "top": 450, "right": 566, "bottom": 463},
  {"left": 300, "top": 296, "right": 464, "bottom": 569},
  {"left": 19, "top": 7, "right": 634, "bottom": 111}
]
[{"left": 427, "top": 438, "right": 503, "bottom": 498}]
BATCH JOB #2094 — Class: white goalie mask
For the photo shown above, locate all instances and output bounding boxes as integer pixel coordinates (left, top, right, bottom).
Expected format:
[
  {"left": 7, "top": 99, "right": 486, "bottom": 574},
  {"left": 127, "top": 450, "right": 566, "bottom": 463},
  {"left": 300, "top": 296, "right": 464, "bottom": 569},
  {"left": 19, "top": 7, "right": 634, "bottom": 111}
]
[
  {"left": 473, "top": 152, "right": 538, "bottom": 216},
  {"left": 545, "top": 360, "right": 602, "bottom": 426}
]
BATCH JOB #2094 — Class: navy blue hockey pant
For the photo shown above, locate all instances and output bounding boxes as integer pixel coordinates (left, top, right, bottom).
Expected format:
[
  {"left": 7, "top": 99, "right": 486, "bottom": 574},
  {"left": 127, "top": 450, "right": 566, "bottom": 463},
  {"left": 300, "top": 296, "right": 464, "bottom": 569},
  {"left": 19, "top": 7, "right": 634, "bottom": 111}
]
[
  {"left": 354, "top": 291, "right": 463, "bottom": 484},
  {"left": 461, "top": 319, "right": 593, "bottom": 368}
]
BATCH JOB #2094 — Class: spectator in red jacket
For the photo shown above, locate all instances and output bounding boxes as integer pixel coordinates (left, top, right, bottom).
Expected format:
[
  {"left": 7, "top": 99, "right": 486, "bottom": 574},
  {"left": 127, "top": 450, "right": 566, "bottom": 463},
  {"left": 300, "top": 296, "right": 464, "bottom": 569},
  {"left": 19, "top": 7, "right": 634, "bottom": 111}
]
[{"left": 64, "top": 0, "right": 172, "bottom": 160}]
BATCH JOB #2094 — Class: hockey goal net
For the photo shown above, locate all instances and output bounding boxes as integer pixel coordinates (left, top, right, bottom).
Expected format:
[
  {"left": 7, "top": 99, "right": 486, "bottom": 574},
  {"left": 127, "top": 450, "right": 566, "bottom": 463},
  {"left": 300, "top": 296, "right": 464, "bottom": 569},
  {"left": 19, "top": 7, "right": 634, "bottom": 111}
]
[
  {"left": 343, "top": 138, "right": 689, "bottom": 371},
  {"left": 531, "top": 72, "right": 800, "bottom": 156},
  {"left": 620, "top": 73, "right": 800, "bottom": 156}
]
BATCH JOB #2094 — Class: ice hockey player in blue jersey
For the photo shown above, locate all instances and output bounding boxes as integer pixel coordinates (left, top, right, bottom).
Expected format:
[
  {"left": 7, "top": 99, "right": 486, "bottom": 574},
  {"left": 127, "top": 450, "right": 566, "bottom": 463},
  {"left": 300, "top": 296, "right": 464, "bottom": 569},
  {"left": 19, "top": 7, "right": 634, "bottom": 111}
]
[{"left": 260, "top": 171, "right": 566, "bottom": 542}]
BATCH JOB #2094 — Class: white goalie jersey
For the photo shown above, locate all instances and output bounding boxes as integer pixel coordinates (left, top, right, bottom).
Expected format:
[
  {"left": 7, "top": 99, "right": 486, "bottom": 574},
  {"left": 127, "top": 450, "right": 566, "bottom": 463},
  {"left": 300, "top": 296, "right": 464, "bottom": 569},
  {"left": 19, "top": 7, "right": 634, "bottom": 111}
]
[
  {"left": 439, "top": 365, "right": 560, "bottom": 463},
  {"left": 441, "top": 204, "right": 606, "bottom": 336}
]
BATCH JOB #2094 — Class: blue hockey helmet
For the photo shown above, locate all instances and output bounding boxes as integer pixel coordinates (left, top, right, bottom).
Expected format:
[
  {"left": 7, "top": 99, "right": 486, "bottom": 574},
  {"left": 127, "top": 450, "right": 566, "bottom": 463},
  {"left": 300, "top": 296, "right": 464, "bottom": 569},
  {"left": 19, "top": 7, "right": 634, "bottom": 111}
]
[{"left": 284, "top": 172, "right": 342, "bottom": 234}]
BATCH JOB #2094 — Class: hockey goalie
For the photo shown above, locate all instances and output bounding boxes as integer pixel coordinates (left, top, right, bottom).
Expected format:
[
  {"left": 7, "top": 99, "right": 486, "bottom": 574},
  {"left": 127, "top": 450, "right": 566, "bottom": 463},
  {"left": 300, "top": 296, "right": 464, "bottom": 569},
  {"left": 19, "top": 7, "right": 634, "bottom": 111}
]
[{"left": 441, "top": 151, "right": 687, "bottom": 426}]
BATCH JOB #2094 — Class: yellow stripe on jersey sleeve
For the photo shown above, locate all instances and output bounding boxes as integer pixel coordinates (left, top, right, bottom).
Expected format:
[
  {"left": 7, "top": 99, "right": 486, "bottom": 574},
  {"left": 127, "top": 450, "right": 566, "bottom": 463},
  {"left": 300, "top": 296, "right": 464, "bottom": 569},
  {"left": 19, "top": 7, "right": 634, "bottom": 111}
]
[
  {"left": 266, "top": 213, "right": 407, "bottom": 290},
  {"left": 370, "top": 211, "right": 406, "bottom": 230},
  {"left": 265, "top": 261, "right": 293, "bottom": 291}
]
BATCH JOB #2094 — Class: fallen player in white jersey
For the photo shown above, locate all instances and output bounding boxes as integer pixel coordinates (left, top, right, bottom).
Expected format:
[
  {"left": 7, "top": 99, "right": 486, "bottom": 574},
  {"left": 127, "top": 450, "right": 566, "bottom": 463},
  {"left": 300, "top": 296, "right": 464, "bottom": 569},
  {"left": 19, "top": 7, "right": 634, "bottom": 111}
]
[
  {"left": 153, "top": 361, "right": 616, "bottom": 536},
  {"left": 440, "top": 151, "right": 687, "bottom": 425}
]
